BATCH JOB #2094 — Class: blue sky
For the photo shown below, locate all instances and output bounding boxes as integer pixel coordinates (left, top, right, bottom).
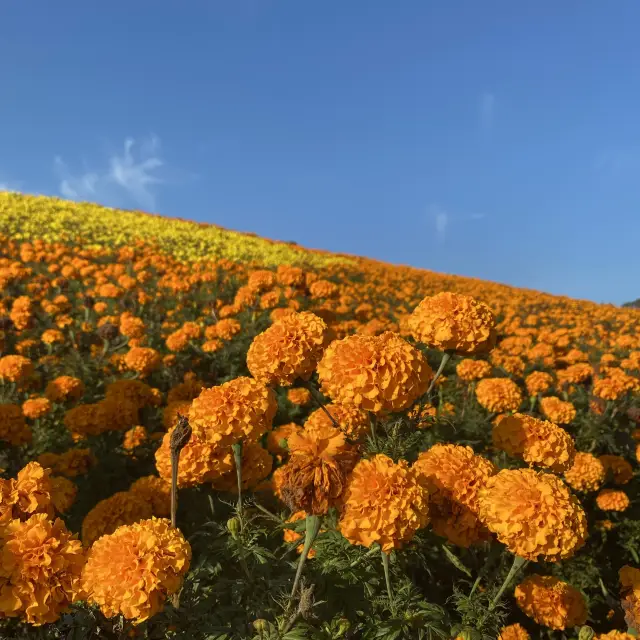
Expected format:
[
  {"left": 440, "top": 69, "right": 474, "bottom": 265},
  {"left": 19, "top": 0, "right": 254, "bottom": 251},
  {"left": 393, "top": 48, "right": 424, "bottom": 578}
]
[{"left": 1, "top": 1, "right": 639, "bottom": 304}]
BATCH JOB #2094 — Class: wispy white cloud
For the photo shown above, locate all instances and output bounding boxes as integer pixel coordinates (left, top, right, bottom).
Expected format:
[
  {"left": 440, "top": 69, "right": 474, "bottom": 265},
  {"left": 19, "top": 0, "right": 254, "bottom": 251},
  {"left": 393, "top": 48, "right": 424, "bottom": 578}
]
[
  {"left": 429, "top": 205, "right": 487, "bottom": 245},
  {"left": 54, "top": 135, "right": 165, "bottom": 210},
  {"left": 479, "top": 91, "right": 495, "bottom": 131}
]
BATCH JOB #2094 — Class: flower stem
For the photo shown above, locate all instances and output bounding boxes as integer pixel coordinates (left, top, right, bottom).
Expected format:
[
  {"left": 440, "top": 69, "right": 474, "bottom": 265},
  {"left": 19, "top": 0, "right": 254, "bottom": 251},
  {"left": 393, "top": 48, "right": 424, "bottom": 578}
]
[
  {"left": 381, "top": 550, "right": 396, "bottom": 615},
  {"left": 427, "top": 351, "right": 452, "bottom": 396},
  {"left": 289, "top": 514, "right": 321, "bottom": 600},
  {"left": 489, "top": 555, "right": 528, "bottom": 611},
  {"left": 369, "top": 414, "right": 378, "bottom": 449},
  {"left": 304, "top": 380, "right": 340, "bottom": 429},
  {"left": 232, "top": 442, "right": 243, "bottom": 513}
]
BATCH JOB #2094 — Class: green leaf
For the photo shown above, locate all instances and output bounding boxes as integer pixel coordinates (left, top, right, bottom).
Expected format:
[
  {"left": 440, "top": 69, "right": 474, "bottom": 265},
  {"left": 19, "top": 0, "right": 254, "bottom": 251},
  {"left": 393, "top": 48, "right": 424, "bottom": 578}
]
[{"left": 441, "top": 545, "right": 472, "bottom": 577}]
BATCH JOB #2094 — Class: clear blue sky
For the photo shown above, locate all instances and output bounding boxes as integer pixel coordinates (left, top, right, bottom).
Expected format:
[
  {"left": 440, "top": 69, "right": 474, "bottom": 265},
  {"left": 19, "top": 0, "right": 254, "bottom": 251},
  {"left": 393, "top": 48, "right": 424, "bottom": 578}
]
[{"left": 1, "top": 1, "right": 639, "bottom": 304}]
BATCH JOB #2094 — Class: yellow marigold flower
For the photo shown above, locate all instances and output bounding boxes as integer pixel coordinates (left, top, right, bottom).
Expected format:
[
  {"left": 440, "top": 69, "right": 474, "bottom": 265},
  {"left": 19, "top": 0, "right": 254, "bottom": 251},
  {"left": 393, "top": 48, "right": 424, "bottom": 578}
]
[
  {"left": 339, "top": 454, "right": 429, "bottom": 552},
  {"left": 81, "top": 492, "right": 153, "bottom": 547},
  {"left": 0, "top": 355, "right": 33, "bottom": 383},
  {"left": 0, "top": 403, "right": 32, "bottom": 446},
  {"left": 475, "top": 378, "right": 523, "bottom": 413},
  {"left": 478, "top": 469, "right": 587, "bottom": 561},
  {"left": 37, "top": 448, "right": 96, "bottom": 478},
  {"left": 21, "top": 397, "right": 52, "bottom": 420},
  {"left": 525, "top": 371, "right": 554, "bottom": 396},
  {"left": 124, "top": 346, "right": 162, "bottom": 376},
  {"left": 0, "top": 514, "right": 85, "bottom": 625},
  {"left": 317, "top": 331, "right": 432, "bottom": 414},
  {"left": 189, "top": 377, "right": 277, "bottom": 448},
  {"left": 540, "top": 396, "right": 576, "bottom": 424},
  {"left": 247, "top": 311, "right": 333, "bottom": 386},
  {"left": 498, "top": 623, "right": 530, "bottom": 640},
  {"left": 287, "top": 387, "right": 312, "bottom": 406},
  {"left": 492, "top": 413, "right": 575, "bottom": 473},
  {"left": 45, "top": 375, "right": 85, "bottom": 403},
  {"left": 599, "top": 455, "right": 633, "bottom": 485},
  {"left": 41, "top": 328, "right": 65, "bottom": 344},
  {"left": 123, "top": 425, "right": 148, "bottom": 451},
  {"left": 213, "top": 441, "right": 273, "bottom": 492},
  {"left": 408, "top": 292, "right": 496, "bottom": 354},
  {"left": 564, "top": 452, "right": 606, "bottom": 492},
  {"left": 82, "top": 518, "right": 191, "bottom": 624},
  {"left": 155, "top": 426, "right": 233, "bottom": 487},
  {"left": 50, "top": 476, "right": 78, "bottom": 513},
  {"left": 413, "top": 444, "right": 495, "bottom": 547},
  {"left": 266, "top": 422, "right": 303, "bottom": 456},
  {"left": 456, "top": 359, "right": 492, "bottom": 382},
  {"left": 305, "top": 403, "right": 370, "bottom": 441},
  {"left": 129, "top": 476, "right": 171, "bottom": 517},
  {"left": 514, "top": 574, "right": 587, "bottom": 630},
  {"left": 596, "top": 489, "right": 630, "bottom": 512}
]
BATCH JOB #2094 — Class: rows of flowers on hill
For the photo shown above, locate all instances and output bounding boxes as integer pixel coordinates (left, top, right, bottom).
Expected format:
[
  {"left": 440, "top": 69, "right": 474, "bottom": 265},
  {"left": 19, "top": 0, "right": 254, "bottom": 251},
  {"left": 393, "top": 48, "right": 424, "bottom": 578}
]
[{"left": 0, "top": 195, "right": 639, "bottom": 639}]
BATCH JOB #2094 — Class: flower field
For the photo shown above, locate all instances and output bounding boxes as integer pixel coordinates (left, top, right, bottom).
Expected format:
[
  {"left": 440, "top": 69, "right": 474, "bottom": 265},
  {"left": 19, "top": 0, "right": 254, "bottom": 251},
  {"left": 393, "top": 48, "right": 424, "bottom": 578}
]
[{"left": 0, "top": 191, "right": 639, "bottom": 640}]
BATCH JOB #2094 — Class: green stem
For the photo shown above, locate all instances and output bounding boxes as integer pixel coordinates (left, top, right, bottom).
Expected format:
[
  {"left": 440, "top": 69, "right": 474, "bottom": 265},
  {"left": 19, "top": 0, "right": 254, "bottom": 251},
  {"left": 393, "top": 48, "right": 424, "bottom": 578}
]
[
  {"left": 304, "top": 380, "right": 340, "bottom": 429},
  {"left": 489, "top": 555, "right": 528, "bottom": 611},
  {"left": 529, "top": 395, "right": 537, "bottom": 413},
  {"left": 381, "top": 550, "right": 396, "bottom": 615},
  {"left": 289, "top": 514, "right": 321, "bottom": 599},
  {"left": 427, "top": 351, "right": 452, "bottom": 396},
  {"left": 369, "top": 414, "right": 378, "bottom": 449},
  {"left": 232, "top": 442, "right": 243, "bottom": 513}
]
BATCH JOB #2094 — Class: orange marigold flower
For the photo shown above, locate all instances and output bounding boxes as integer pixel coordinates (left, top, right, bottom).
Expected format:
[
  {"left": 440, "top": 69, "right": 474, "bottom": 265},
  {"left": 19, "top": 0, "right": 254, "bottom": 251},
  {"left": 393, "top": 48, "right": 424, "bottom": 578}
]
[
  {"left": 559, "top": 363, "right": 593, "bottom": 385},
  {"left": 498, "top": 624, "right": 531, "bottom": 640},
  {"left": 165, "top": 330, "right": 191, "bottom": 352},
  {"left": 620, "top": 565, "right": 640, "bottom": 631},
  {"left": 213, "top": 442, "right": 273, "bottom": 492},
  {"left": 475, "top": 378, "right": 523, "bottom": 413},
  {"left": 525, "top": 371, "right": 554, "bottom": 396},
  {"left": 408, "top": 292, "right": 496, "bottom": 355},
  {"left": 266, "top": 422, "right": 303, "bottom": 456},
  {"left": 305, "top": 403, "right": 370, "bottom": 441},
  {"left": 478, "top": 469, "right": 587, "bottom": 561},
  {"left": 82, "top": 518, "right": 191, "bottom": 624},
  {"left": 207, "top": 318, "right": 242, "bottom": 341},
  {"left": 599, "top": 455, "right": 633, "bottom": 485},
  {"left": 124, "top": 347, "right": 162, "bottom": 376},
  {"left": 0, "top": 514, "right": 85, "bottom": 625},
  {"left": 123, "top": 425, "right": 149, "bottom": 451},
  {"left": 0, "top": 355, "right": 33, "bottom": 383},
  {"left": 163, "top": 400, "right": 192, "bottom": 431},
  {"left": 564, "top": 452, "right": 606, "bottom": 492},
  {"left": 317, "top": 332, "right": 432, "bottom": 414},
  {"left": 309, "top": 279, "right": 339, "bottom": 299},
  {"left": 12, "top": 462, "right": 55, "bottom": 520},
  {"left": 492, "top": 413, "right": 575, "bottom": 473},
  {"left": 167, "top": 377, "right": 205, "bottom": 404},
  {"left": 155, "top": 426, "right": 233, "bottom": 487},
  {"left": 0, "top": 403, "right": 32, "bottom": 446},
  {"left": 45, "top": 375, "right": 85, "bottom": 403},
  {"left": 63, "top": 402, "right": 115, "bottom": 438},
  {"left": 37, "top": 448, "right": 96, "bottom": 478},
  {"left": 129, "top": 476, "right": 171, "bottom": 517},
  {"left": 189, "top": 377, "right": 277, "bottom": 448},
  {"left": 595, "top": 632, "right": 635, "bottom": 639},
  {"left": 21, "top": 397, "right": 52, "bottom": 420},
  {"left": 593, "top": 377, "right": 632, "bottom": 401},
  {"left": 339, "top": 454, "right": 429, "bottom": 552},
  {"left": 202, "top": 338, "right": 224, "bottom": 352},
  {"left": 539, "top": 396, "right": 576, "bottom": 424},
  {"left": 514, "top": 574, "right": 587, "bottom": 630},
  {"left": 287, "top": 387, "right": 312, "bottom": 406},
  {"left": 119, "top": 314, "right": 146, "bottom": 340},
  {"left": 50, "top": 476, "right": 78, "bottom": 513},
  {"left": 41, "top": 329, "right": 65, "bottom": 345},
  {"left": 81, "top": 492, "right": 153, "bottom": 547},
  {"left": 596, "top": 489, "right": 630, "bottom": 512},
  {"left": 409, "top": 402, "right": 438, "bottom": 428},
  {"left": 276, "top": 265, "right": 305, "bottom": 287},
  {"left": 247, "top": 311, "right": 333, "bottom": 387},
  {"left": 456, "top": 359, "right": 492, "bottom": 382},
  {"left": 413, "top": 444, "right": 495, "bottom": 547}
]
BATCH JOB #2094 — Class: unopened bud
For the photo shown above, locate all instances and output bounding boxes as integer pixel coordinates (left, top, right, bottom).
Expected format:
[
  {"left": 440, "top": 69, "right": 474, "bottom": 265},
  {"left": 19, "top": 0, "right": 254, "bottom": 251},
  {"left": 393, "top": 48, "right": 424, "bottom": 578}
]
[
  {"left": 253, "top": 619, "right": 268, "bottom": 632},
  {"left": 578, "top": 626, "right": 595, "bottom": 640},
  {"left": 227, "top": 517, "right": 241, "bottom": 539}
]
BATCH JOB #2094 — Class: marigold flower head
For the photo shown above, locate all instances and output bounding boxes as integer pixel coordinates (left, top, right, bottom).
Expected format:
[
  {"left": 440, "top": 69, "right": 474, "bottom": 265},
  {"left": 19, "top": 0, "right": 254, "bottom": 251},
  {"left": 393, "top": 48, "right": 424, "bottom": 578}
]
[
  {"left": 478, "top": 469, "right": 587, "bottom": 561},
  {"left": 189, "top": 377, "right": 277, "bottom": 447},
  {"left": 41, "top": 329, "right": 65, "bottom": 345},
  {"left": 599, "top": 455, "right": 633, "bottom": 485},
  {"left": 155, "top": 426, "right": 233, "bottom": 487},
  {"left": 213, "top": 442, "right": 273, "bottom": 492},
  {"left": 595, "top": 632, "right": 635, "bottom": 639},
  {"left": 492, "top": 413, "right": 575, "bottom": 473},
  {"left": 21, "top": 397, "right": 52, "bottom": 420},
  {"left": 165, "top": 330, "right": 190, "bottom": 352},
  {"left": 305, "top": 403, "right": 370, "bottom": 441},
  {"left": 564, "top": 452, "right": 606, "bottom": 492},
  {"left": 266, "top": 422, "right": 303, "bottom": 456},
  {"left": 45, "top": 375, "right": 85, "bottom": 403},
  {"left": 525, "top": 371, "right": 554, "bottom": 396},
  {"left": 593, "top": 377, "right": 632, "bottom": 401},
  {"left": 81, "top": 491, "right": 153, "bottom": 547},
  {"left": 0, "top": 514, "right": 85, "bottom": 625},
  {"left": 413, "top": 444, "right": 495, "bottom": 547},
  {"left": 515, "top": 574, "right": 587, "bottom": 630},
  {"left": 475, "top": 378, "right": 523, "bottom": 413},
  {"left": 408, "top": 292, "right": 496, "bottom": 355},
  {"left": 317, "top": 331, "right": 432, "bottom": 414},
  {"left": 339, "top": 454, "right": 429, "bottom": 552},
  {"left": 0, "top": 403, "right": 32, "bottom": 446},
  {"left": 0, "top": 355, "right": 33, "bottom": 383},
  {"left": 82, "top": 518, "right": 191, "bottom": 624},
  {"left": 50, "top": 476, "right": 78, "bottom": 513},
  {"left": 456, "top": 359, "right": 492, "bottom": 382},
  {"left": 596, "top": 489, "right": 630, "bottom": 512},
  {"left": 129, "top": 476, "right": 171, "bottom": 517},
  {"left": 287, "top": 387, "right": 312, "bottom": 406},
  {"left": 620, "top": 565, "right": 640, "bottom": 630},
  {"left": 247, "top": 311, "right": 333, "bottom": 386},
  {"left": 122, "top": 425, "right": 148, "bottom": 452},
  {"left": 124, "top": 347, "right": 162, "bottom": 376},
  {"left": 12, "top": 462, "right": 55, "bottom": 520},
  {"left": 498, "top": 624, "right": 530, "bottom": 640},
  {"left": 37, "top": 448, "right": 96, "bottom": 478},
  {"left": 540, "top": 396, "right": 576, "bottom": 424}
]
